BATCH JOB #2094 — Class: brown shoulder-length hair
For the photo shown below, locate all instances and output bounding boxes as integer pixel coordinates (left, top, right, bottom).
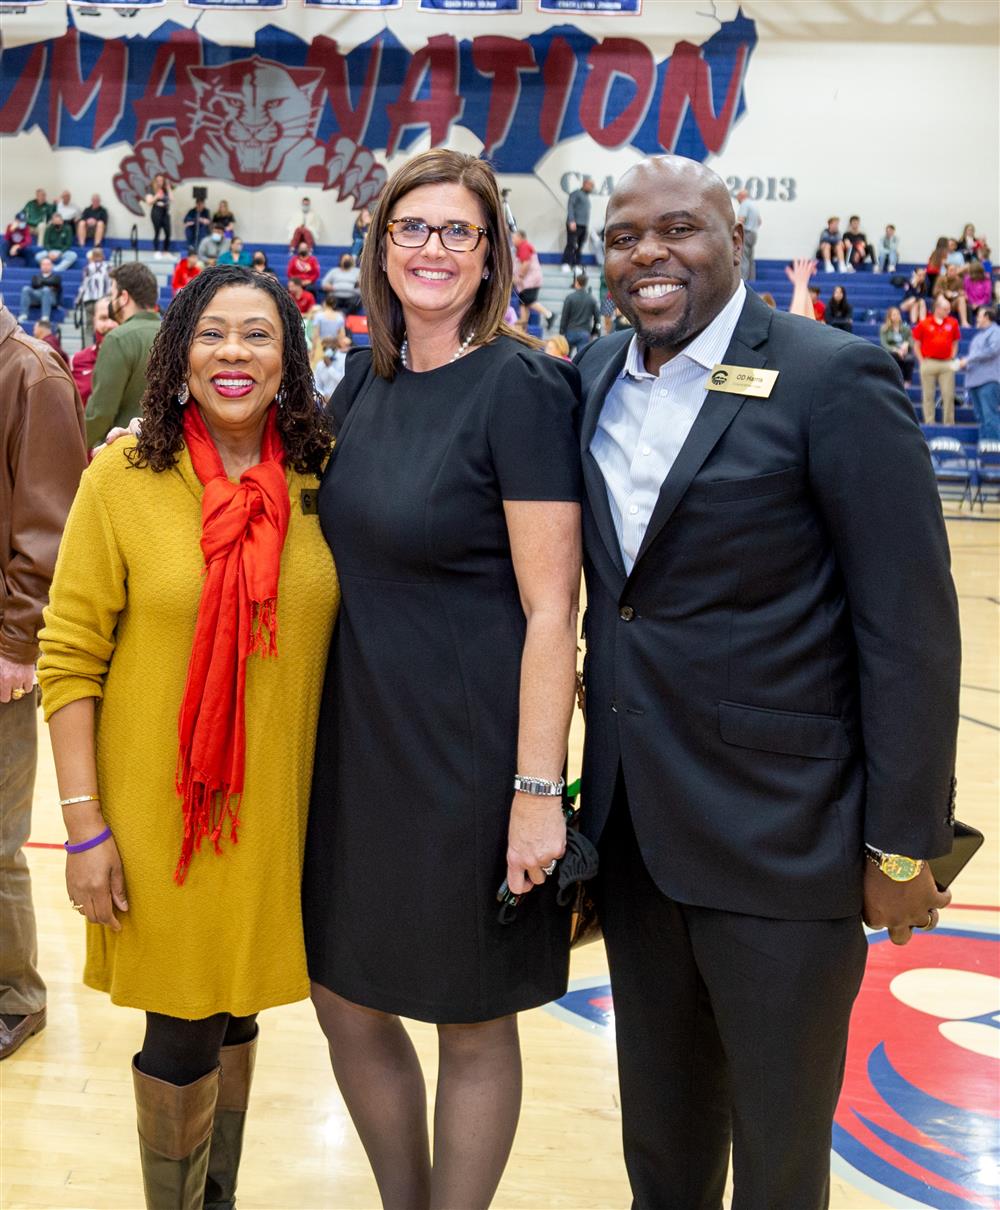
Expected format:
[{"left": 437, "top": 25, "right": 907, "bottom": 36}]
[
  {"left": 127, "top": 265, "right": 332, "bottom": 475},
  {"left": 360, "top": 149, "right": 536, "bottom": 379},
  {"left": 928, "top": 236, "right": 949, "bottom": 270}
]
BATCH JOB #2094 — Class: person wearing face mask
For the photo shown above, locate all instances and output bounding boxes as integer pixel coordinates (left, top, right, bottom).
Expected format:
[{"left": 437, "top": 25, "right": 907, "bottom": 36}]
[
  {"left": 287, "top": 241, "right": 321, "bottom": 289},
  {"left": 197, "top": 224, "right": 230, "bottom": 263},
  {"left": 288, "top": 196, "right": 322, "bottom": 253},
  {"left": 84, "top": 263, "right": 161, "bottom": 447},
  {"left": 2, "top": 213, "right": 34, "bottom": 261}
]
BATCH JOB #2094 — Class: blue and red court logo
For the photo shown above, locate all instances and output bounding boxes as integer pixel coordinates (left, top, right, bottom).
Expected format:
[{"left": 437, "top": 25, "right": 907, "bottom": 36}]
[
  {"left": 550, "top": 923, "right": 999, "bottom": 1207},
  {"left": 547, "top": 978, "right": 616, "bottom": 1035},
  {"left": 832, "top": 924, "right": 999, "bottom": 1209}
]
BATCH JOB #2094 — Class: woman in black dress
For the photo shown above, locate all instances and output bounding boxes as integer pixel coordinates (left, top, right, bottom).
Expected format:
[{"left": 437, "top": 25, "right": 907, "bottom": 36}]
[
  {"left": 144, "top": 173, "right": 173, "bottom": 257},
  {"left": 303, "top": 150, "right": 582, "bottom": 1208}
]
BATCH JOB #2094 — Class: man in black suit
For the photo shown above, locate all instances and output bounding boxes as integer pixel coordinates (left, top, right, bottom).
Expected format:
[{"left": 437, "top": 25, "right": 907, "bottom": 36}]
[{"left": 576, "top": 156, "right": 959, "bottom": 1209}]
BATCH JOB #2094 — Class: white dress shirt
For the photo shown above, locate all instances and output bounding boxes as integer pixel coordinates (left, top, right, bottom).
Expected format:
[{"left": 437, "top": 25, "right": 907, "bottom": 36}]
[
  {"left": 590, "top": 282, "right": 746, "bottom": 573},
  {"left": 314, "top": 353, "right": 346, "bottom": 401}
]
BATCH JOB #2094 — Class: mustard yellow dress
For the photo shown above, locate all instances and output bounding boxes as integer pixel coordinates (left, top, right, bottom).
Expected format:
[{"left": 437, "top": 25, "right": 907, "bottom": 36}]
[{"left": 38, "top": 438, "right": 338, "bottom": 1019}]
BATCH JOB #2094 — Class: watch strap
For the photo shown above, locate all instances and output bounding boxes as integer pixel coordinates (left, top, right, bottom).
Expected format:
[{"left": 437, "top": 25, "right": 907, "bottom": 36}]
[{"left": 513, "top": 775, "right": 565, "bottom": 797}]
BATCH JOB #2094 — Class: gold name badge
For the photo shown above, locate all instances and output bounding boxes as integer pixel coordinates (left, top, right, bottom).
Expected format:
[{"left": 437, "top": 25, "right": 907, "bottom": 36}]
[{"left": 706, "top": 364, "right": 779, "bottom": 398}]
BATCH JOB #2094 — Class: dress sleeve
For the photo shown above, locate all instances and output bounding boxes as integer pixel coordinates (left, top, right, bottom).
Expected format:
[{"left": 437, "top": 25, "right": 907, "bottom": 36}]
[
  {"left": 487, "top": 349, "right": 582, "bottom": 502},
  {"left": 37, "top": 460, "right": 127, "bottom": 720}
]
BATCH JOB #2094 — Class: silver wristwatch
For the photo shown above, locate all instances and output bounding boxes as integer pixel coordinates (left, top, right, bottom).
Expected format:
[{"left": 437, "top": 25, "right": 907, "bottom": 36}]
[{"left": 513, "top": 775, "right": 565, "bottom": 797}]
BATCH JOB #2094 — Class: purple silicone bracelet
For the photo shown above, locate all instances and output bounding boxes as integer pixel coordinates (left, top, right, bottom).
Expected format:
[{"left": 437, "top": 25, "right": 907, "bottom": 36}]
[{"left": 64, "top": 826, "right": 112, "bottom": 855}]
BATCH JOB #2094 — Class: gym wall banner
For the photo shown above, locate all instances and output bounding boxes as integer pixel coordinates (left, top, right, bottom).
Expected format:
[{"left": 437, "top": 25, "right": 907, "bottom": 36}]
[
  {"left": 0, "top": 10, "right": 756, "bottom": 216},
  {"left": 418, "top": 1, "right": 522, "bottom": 12}
]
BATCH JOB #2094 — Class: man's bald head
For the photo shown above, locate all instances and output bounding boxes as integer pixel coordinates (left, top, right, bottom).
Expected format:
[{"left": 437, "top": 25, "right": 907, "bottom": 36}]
[
  {"left": 611, "top": 156, "right": 735, "bottom": 227},
  {"left": 603, "top": 156, "right": 743, "bottom": 373}
]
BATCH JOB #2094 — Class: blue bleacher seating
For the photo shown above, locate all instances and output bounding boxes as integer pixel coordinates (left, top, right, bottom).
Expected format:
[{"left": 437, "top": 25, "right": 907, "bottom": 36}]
[
  {"left": 5, "top": 244, "right": 991, "bottom": 475},
  {"left": 972, "top": 441, "right": 1000, "bottom": 510},
  {"left": 926, "top": 437, "right": 974, "bottom": 507}
]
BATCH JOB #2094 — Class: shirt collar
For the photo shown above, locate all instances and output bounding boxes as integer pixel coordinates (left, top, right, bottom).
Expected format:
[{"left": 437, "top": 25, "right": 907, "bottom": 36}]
[{"left": 621, "top": 281, "right": 747, "bottom": 380}]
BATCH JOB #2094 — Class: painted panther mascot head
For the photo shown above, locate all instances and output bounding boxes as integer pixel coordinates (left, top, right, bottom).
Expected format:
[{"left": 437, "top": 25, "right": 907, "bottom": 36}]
[{"left": 185, "top": 56, "right": 326, "bottom": 182}]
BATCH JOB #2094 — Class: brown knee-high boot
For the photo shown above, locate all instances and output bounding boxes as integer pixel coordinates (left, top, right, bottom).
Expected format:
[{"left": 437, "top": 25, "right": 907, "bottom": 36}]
[
  {"left": 203, "top": 1030, "right": 258, "bottom": 1210},
  {"left": 132, "top": 1057, "right": 219, "bottom": 1210}
]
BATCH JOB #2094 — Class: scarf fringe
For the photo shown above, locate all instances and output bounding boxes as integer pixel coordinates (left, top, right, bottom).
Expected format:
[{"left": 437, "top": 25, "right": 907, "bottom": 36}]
[
  {"left": 173, "top": 760, "right": 242, "bottom": 885},
  {"left": 250, "top": 597, "right": 279, "bottom": 658}
]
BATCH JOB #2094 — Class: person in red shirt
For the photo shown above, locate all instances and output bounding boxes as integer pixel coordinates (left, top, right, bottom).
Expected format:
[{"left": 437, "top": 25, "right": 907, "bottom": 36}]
[
  {"left": 2, "top": 214, "right": 33, "bottom": 261},
  {"left": 71, "top": 296, "right": 118, "bottom": 410},
  {"left": 30, "top": 318, "right": 69, "bottom": 367},
  {"left": 512, "top": 230, "right": 553, "bottom": 330},
  {"left": 288, "top": 278, "right": 316, "bottom": 317},
  {"left": 287, "top": 240, "right": 320, "bottom": 287},
  {"left": 912, "top": 295, "right": 961, "bottom": 423},
  {"left": 172, "top": 250, "right": 202, "bottom": 293}
]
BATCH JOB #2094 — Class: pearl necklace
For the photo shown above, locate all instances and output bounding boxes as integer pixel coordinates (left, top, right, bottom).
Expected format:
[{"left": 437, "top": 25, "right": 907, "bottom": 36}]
[{"left": 399, "top": 330, "right": 476, "bottom": 371}]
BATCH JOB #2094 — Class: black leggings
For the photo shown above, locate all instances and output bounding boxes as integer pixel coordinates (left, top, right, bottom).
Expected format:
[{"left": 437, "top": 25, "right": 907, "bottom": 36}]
[
  {"left": 562, "top": 222, "right": 587, "bottom": 267},
  {"left": 150, "top": 207, "right": 171, "bottom": 253},
  {"left": 138, "top": 1011, "right": 257, "bottom": 1086}
]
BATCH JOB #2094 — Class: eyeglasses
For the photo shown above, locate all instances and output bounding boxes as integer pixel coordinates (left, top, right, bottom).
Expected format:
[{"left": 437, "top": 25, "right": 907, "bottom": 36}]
[{"left": 386, "top": 219, "right": 487, "bottom": 253}]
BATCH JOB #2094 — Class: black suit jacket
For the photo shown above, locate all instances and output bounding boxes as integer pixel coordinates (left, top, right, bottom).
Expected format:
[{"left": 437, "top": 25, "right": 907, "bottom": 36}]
[{"left": 577, "top": 291, "right": 960, "bottom": 920}]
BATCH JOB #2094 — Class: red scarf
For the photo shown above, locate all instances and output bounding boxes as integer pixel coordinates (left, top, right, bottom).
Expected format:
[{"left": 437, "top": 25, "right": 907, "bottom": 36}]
[{"left": 175, "top": 404, "right": 290, "bottom": 883}]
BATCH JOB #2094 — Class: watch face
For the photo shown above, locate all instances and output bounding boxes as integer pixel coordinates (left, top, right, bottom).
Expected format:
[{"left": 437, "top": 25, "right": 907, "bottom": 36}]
[{"left": 882, "top": 854, "right": 921, "bottom": 881}]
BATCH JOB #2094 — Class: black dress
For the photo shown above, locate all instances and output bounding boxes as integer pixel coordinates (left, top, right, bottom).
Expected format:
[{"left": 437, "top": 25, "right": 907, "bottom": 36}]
[{"left": 303, "top": 337, "right": 582, "bottom": 1023}]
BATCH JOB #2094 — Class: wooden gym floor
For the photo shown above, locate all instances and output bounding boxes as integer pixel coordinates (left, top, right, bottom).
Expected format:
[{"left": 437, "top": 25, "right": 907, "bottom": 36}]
[{"left": 3, "top": 509, "right": 998, "bottom": 1210}]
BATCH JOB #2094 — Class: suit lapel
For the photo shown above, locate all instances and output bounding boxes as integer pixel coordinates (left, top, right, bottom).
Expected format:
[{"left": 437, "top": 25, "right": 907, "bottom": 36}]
[
  {"left": 580, "top": 339, "right": 631, "bottom": 586},
  {"left": 632, "top": 295, "right": 773, "bottom": 568}
]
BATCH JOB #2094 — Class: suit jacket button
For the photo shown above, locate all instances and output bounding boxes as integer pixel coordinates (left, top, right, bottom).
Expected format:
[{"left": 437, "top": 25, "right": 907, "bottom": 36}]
[{"left": 619, "top": 605, "right": 635, "bottom": 622}]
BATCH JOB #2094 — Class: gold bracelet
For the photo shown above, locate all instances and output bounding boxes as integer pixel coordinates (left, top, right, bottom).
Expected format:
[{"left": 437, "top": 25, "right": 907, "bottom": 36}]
[{"left": 60, "top": 794, "right": 101, "bottom": 807}]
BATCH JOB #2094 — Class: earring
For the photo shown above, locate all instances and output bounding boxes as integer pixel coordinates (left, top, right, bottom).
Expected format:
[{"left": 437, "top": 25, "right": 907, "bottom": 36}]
[
  {"left": 177, "top": 383, "right": 189, "bottom": 406},
  {"left": 482, "top": 269, "right": 490, "bottom": 280},
  {"left": 274, "top": 385, "right": 286, "bottom": 408}
]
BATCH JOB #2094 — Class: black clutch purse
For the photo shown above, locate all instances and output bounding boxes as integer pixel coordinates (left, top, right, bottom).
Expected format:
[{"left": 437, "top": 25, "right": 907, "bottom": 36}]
[{"left": 496, "top": 780, "right": 601, "bottom": 949}]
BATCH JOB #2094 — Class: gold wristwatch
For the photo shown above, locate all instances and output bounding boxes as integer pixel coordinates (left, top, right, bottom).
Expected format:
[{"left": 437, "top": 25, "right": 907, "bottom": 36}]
[{"left": 864, "top": 845, "right": 924, "bottom": 882}]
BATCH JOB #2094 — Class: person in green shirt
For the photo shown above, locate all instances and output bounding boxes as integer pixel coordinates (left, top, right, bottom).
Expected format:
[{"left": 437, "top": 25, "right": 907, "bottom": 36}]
[
  {"left": 34, "top": 214, "right": 77, "bottom": 271},
  {"left": 22, "top": 189, "right": 55, "bottom": 237},
  {"left": 85, "top": 263, "right": 161, "bottom": 448}
]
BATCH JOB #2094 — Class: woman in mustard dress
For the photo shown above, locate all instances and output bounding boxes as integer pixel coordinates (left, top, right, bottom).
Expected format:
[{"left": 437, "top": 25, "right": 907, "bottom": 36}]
[{"left": 38, "top": 266, "right": 338, "bottom": 1210}]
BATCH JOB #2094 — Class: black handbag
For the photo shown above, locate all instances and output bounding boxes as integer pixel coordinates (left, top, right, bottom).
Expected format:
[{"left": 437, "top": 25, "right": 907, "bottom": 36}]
[{"left": 496, "top": 779, "right": 601, "bottom": 948}]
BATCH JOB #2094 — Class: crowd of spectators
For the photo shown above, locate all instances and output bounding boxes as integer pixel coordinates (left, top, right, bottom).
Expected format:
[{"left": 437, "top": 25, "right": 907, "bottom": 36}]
[{"left": 5, "top": 175, "right": 995, "bottom": 438}]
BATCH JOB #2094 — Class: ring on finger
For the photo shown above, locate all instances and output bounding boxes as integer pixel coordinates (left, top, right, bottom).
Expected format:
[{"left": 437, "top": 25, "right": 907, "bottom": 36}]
[
  {"left": 541, "top": 860, "right": 557, "bottom": 876},
  {"left": 916, "top": 908, "right": 939, "bottom": 931},
  {"left": 69, "top": 900, "right": 84, "bottom": 911}
]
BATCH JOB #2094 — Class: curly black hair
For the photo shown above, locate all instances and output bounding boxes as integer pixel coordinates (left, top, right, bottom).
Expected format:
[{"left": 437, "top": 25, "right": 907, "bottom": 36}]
[{"left": 128, "top": 265, "right": 332, "bottom": 475}]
